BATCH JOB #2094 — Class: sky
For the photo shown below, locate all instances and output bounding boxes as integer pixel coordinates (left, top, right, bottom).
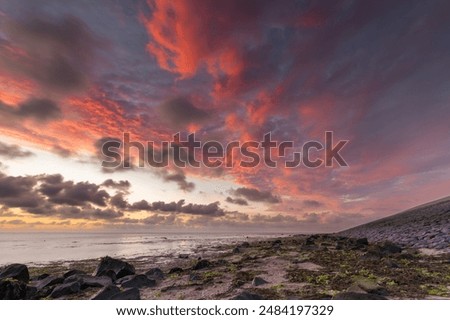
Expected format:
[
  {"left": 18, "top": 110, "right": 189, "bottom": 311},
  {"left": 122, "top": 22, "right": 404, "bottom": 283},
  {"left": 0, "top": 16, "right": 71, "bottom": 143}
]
[{"left": 0, "top": 0, "right": 449, "bottom": 233}]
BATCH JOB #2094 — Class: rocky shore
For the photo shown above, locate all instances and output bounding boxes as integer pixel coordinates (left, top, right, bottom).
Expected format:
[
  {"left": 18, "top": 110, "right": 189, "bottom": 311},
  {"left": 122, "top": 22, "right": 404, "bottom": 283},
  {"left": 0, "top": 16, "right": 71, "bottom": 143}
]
[
  {"left": 2, "top": 198, "right": 449, "bottom": 300},
  {"left": 339, "top": 198, "right": 450, "bottom": 252},
  {"left": 1, "top": 234, "right": 449, "bottom": 300}
]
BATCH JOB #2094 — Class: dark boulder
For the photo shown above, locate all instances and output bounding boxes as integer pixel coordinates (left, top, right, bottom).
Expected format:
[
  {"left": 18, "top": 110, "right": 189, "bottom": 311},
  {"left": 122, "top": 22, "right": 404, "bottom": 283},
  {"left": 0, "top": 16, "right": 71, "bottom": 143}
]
[
  {"left": 356, "top": 238, "right": 369, "bottom": 246},
  {"left": 36, "top": 274, "right": 50, "bottom": 280},
  {"left": 0, "top": 264, "right": 29, "bottom": 283},
  {"left": 240, "top": 242, "right": 250, "bottom": 248},
  {"left": 98, "top": 269, "right": 117, "bottom": 281},
  {"left": 378, "top": 241, "right": 402, "bottom": 255},
  {"left": 25, "top": 285, "right": 37, "bottom": 300},
  {"left": 193, "top": 259, "right": 210, "bottom": 270},
  {"left": 91, "top": 285, "right": 121, "bottom": 300},
  {"left": 145, "top": 268, "right": 164, "bottom": 280},
  {"left": 252, "top": 277, "right": 268, "bottom": 286},
  {"left": 168, "top": 267, "right": 183, "bottom": 274},
  {"left": 64, "top": 274, "right": 112, "bottom": 289},
  {"left": 178, "top": 254, "right": 189, "bottom": 259},
  {"left": 50, "top": 281, "right": 81, "bottom": 299},
  {"left": 110, "top": 287, "right": 141, "bottom": 300},
  {"left": 63, "top": 269, "right": 86, "bottom": 279},
  {"left": 117, "top": 275, "right": 156, "bottom": 289},
  {"left": 232, "top": 291, "right": 263, "bottom": 300},
  {"left": 0, "top": 279, "right": 27, "bottom": 299},
  {"left": 35, "top": 275, "right": 64, "bottom": 291},
  {"left": 332, "top": 292, "right": 387, "bottom": 300},
  {"left": 232, "top": 247, "right": 241, "bottom": 254},
  {"left": 93, "top": 256, "right": 135, "bottom": 279}
]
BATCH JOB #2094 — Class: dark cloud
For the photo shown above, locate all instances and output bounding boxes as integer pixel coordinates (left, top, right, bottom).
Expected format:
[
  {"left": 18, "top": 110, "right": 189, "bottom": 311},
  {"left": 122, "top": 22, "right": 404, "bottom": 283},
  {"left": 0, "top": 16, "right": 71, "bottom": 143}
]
[
  {"left": 0, "top": 98, "right": 61, "bottom": 123},
  {"left": 109, "top": 192, "right": 128, "bottom": 209},
  {"left": 45, "top": 181, "right": 110, "bottom": 207},
  {"left": 158, "top": 97, "right": 208, "bottom": 128},
  {"left": 15, "top": 98, "right": 61, "bottom": 121},
  {"left": 0, "top": 172, "right": 43, "bottom": 208},
  {"left": 0, "top": 171, "right": 121, "bottom": 220},
  {"left": 101, "top": 179, "right": 131, "bottom": 191},
  {"left": 0, "top": 142, "right": 34, "bottom": 159},
  {"left": 161, "top": 171, "right": 195, "bottom": 192},
  {"left": 130, "top": 199, "right": 225, "bottom": 216},
  {"left": 232, "top": 187, "right": 281, "bottom": 204},
  {"left": 303, "top": 200, "right": 324, "bottom": 208},
  {"left": 225, "top": 196, "right": 249, "bottom": 206},
  {"left": 130, "top": 200, "right": 152, "bottom": 211},
  {"left": 0, "top": 14, "right": 102, "bottom": 93}
]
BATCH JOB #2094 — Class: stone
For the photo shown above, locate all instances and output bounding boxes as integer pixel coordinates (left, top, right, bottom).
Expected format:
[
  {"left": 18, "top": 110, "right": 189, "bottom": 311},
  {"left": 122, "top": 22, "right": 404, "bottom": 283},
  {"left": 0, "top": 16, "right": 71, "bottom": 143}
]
[
  {"left": 91, "top": 285, "right": 121, "bottom": 300},
  {"left": 252, "top": 276, "right": 268, "bottom": 286},
  {"left": 35, "top": 275, "right": 64, "bottom": 291},
  {"left": 50, "top": 281, "right": 81, "bottom": 299},
  {"left": 64, "top": 274, "right": 112, "bottom": 289},
  {"left": 378, "top": 241, "right": 402, "bottom": 255},
  {"left": 93, "top": 256, "right": 135, "bottom": 279},
  {"left": 305, "top": 236, "right": 316, "bottom": 246},
  {"left": 63, "top": 269, "right": 86, "bottom": 278},
  {"left": 193, "top": 259, "right": 210, "bottom": 270},
  {"left": 178, "top": 254, "right": 189, "bottom": 259},
  {"left": 110, "top": 287, "right": 141, "bottom": 300},
  {"left": 168, "top": 267, "right": 183, "bottom": 274},
  {"left": 356, "top": 238, "right": 369, "bottom": 246},
  {"left": 272, "top": 239, "right": 282, "bottom": 245},
  {"left": 240, "top": 242, "right": 250, "bottom": 248},
  {"left": 98, "top": 269, "right": 117, "bottom": 281},
  {"left": 0, "top": 264, "right": 30, "bottom": 283},
  {"left": 232, "top": 291, "right": 263, "bottom": 300},
  {"left": 145, "top": 268, "right": 164, "bottom": 280},
  {"left": 332, "top": 292, "right": 387, "bottom": 300},
  {"left": 25, "top": 285, "right": 37, "bottom": 300},
  {"left": 232, "top": 247, "right": 241, "bottom": 254},
  {"left": 0, "top": 279, "right": 27, "bottom": 299},
  {"left": 36, "top": 274, "right": 50, "bottom": 280},
  {"left": 117, "top": 275, "right": 156, "bottom": 289}
]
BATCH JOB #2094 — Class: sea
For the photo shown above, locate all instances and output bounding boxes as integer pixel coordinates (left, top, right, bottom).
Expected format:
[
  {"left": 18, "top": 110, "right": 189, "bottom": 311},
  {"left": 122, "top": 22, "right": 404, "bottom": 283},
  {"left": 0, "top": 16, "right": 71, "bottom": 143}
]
[{"left": 0, "top": 232, "right": 284, "bottom": 266}]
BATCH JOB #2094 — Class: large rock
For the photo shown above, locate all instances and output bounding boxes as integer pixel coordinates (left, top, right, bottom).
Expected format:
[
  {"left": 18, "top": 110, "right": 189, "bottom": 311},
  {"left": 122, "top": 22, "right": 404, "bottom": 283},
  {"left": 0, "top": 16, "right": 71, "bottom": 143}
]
[
  {"left": 91, "top": 285, "right": 121, "bottom": 300},
  {"left": 64, "top": 274, "right": 112, "bottom": 289},
  {"left": 168, "top": 267, "right": 183, "bottom": 274},
  {"left": 252, "top": 276, "right": 268, "bottom": 286},
  {"left": 50, "top": 282, "right": 81, "bottom": 299},
  {"left": 93, "top": 256, "right": 135, "bottom": 279},
  {"left": 35, "top": 275, "right": 64, "bottom": 291},
  {"left": 0, "top": 264, "right": 29, "bottom": 283},
  {"left": 145, "top": 268, "right": 164, "bottom": 280},
  {"left": 110, "top": 288, "right": 141, "bottom": 300},
  {"left": 378, "top": 241, "right": 402, "bottom": 254},
  {"left": 232, "top": 291, "right": 263, "bottom": 300},
  {"left": 332, "top": 292, "right": 387, "bottom": 300},
  {"left": 193, "top": 259, "right": 210, "bottom": 270},
  {"left": 0, "top": 279, "right": 27, "bottom": 299},
  {"left": 117, "top": 275, "right": 156, "bottom": 289},
  {"left": 63, "top": 269, "right": 86, "bottom": 279}
]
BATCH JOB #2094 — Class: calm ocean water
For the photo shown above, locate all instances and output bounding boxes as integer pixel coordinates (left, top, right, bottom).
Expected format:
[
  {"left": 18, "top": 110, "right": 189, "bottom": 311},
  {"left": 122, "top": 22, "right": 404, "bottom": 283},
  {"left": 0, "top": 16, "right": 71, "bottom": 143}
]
[{"left": 0, "top": 232, "right": 282, "bottom": 266}]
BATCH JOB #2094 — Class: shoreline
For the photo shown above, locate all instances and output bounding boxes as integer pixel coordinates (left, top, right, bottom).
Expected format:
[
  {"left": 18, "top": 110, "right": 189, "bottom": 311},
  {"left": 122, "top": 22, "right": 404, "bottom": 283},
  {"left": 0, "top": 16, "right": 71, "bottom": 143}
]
[{"left": 1, "top": 233, "right": 449, "bottom": 300}]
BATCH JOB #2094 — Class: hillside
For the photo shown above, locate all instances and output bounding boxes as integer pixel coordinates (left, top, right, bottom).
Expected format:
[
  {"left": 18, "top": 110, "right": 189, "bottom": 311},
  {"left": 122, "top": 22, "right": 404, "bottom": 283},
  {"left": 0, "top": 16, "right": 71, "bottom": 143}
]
[{"left": 338, "top": 197, "right": 450, "bottom": 252}]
